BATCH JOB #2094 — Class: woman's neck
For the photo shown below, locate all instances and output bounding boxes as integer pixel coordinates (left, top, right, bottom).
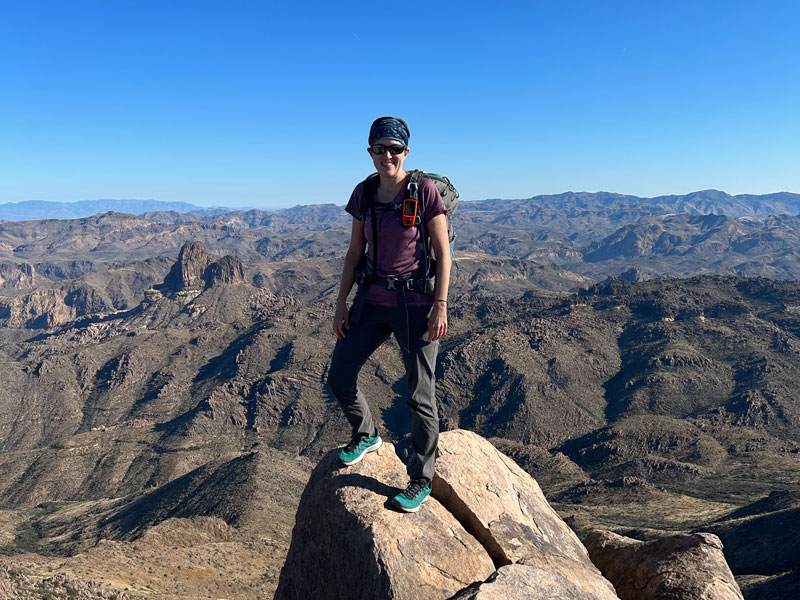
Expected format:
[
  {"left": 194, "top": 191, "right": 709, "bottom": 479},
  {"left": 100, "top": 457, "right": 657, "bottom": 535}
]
[{"left": 377, "top": 169, "right": 407, "bottom": 200}]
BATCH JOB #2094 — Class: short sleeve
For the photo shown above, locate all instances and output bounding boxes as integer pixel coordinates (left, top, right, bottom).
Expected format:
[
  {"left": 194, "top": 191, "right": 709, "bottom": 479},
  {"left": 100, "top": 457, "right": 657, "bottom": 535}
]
[
  {"left": 420, "top": 177, "right": 446, "bottom": 224},
  {"left": 345, "top": 183, "right": 364, "bottom": 220}
]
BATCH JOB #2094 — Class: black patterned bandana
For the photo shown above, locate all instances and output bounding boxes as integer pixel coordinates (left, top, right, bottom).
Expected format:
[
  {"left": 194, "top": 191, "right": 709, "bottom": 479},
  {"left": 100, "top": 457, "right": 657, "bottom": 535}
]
[{"left": 368, "top": 117, "right": 409, "bottom": 146}]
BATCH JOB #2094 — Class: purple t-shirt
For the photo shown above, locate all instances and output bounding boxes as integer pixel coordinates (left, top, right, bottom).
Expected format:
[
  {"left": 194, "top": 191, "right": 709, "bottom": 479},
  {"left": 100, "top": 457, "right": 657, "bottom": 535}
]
[{"left": 346, "top": 175, "right": 446, "bottom": 307}]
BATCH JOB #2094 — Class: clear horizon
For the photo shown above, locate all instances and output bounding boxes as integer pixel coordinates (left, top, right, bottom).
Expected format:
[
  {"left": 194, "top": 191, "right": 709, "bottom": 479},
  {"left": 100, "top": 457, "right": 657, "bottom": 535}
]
[
  {"left": 2, "top": 1, "right": 799, "bottom": 209},
  {"left": 3, "top": 188, "right": 800, "bottom": 213}
]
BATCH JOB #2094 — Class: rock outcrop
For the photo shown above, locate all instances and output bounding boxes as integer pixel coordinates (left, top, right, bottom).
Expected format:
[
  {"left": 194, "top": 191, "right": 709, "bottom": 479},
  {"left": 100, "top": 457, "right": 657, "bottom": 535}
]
[
  {"left": 275, "top": 430, "right": 619, "bottom": 600},
  {"left": 432, "top": 430, "right": 619, "bottom": 599},
  {"left": 0, "top": 283, "right": 110, "bottom": 328},
  {"left": 274, "top": 438, "right": 496, "bottom": 600},
  {"left": 0, "top": 262, "right": 35, "bottom": 289},
  {"left": 159, "top": 241, "right": 246, "bottom": 292},
  {"left": 161, "top": 241, "right": 215, "bottom": 291},
  {"left": 584, "top": 530, "right": 744, "bottom": 600},
  {"left": 203, "top": 254, "right": 245, "bottom": 287},
  {"left": 0, "top": 565, "right": 130, "bottom": 600}
]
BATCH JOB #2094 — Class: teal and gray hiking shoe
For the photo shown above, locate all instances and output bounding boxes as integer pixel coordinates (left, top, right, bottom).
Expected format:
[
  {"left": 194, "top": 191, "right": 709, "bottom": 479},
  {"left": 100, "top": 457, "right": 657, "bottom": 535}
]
[
  {"left": 391, "top": 478, "right": 431, "bottom": 513},
  {"left": 339, "top": 434, "right": 383, "bottom": 466}
]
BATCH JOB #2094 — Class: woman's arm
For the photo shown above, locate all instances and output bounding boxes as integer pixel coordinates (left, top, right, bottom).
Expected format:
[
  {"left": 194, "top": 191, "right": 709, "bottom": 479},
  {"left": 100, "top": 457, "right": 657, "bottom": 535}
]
[
  {"left": 426, "top": 213, "right": 450, "bottom": 342},
  {"left": 333, "top": 217, "right": 367, "bottom": 339}
]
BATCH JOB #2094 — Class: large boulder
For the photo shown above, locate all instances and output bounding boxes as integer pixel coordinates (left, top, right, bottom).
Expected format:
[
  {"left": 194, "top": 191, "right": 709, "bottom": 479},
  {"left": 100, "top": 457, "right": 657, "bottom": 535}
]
[
  {"left": 433, "top": 429, "right": 603, "bottom": 567},
  {"left": 274, "top": 440, "right": 496, "bottom": 600},
  {"left": 275, "top": 430, "right": 619, "bottom": 600},
  {"left": 585, "top": 530, "right": 744, "bottom": 600},
  {"left": 433, "top": 430, "right": 619, "bottom": 599}
]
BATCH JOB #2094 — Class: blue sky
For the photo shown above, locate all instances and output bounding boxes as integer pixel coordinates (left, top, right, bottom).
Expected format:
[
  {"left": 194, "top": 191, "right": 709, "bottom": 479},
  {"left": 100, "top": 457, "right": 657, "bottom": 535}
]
[{"left": 1, "top": 1, "right": 798, "bottom": 209}]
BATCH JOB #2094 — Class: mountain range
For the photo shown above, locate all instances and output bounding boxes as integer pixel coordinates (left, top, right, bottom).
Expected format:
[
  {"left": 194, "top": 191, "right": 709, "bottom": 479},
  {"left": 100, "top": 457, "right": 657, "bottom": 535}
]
[
  {"left": 0, "top": 188, "right": 799, "bottom": 598},
  {"left": 0, "top": 199, "right": 236, "bottom": 221},
  {"left": 2, "top": 190, "right": 800, "bottom": 298},
  {"left": 2, "top": 189, "right": 799, "bottom": 223}
]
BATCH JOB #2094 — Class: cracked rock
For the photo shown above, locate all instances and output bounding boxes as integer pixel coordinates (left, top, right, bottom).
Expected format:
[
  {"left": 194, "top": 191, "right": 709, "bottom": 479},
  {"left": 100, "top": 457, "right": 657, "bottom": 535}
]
[
  {"left": 434, "top": 430, "right": 619, "bottom": 599},
  {"left": 275, "top": 430, "right": 619, "bottom": 600},
  {"left": 447, "top": 562, "right": 613, "bottom": 600},
  {"left": 274, "top": 439, "right": 495, "bottom": 600}
]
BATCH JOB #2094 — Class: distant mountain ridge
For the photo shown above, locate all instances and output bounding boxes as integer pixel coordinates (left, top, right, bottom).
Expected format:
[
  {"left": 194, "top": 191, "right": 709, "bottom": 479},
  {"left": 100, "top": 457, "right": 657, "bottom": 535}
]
[
  {"left": 472, "top": 189, "right": 800, "bottom": 218},
  {"left": 2, "top": 190, "right": 799, "bottom": 223},
  {"left": 0, "top": 199, "right": 236, "bottom": 221},
  {"left": 576, "top": 213, "right": 800, "bottom": 280},
  {"left": 645, "top": 190, "right": 800, "bottom": 217}
]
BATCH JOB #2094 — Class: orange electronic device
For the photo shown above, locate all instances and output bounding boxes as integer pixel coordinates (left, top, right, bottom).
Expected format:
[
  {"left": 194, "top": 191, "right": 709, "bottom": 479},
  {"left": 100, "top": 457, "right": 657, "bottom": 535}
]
[{"left": 402, "top": 198, "right": 418, "bottom": 227}]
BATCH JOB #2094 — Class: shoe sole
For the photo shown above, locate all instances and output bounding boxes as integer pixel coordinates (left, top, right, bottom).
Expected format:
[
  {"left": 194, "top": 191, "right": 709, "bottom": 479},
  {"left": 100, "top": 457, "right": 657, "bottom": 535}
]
[
  {"left": 340, "top": 437, "right": 383, "bottom": 466},
  {"left": 392, "top": 494, "right": 429, "bottom": 513}
]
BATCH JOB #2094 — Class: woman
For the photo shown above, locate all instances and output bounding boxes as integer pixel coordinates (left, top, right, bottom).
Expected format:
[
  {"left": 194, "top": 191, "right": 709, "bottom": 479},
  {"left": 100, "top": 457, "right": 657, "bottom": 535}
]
[{"left": 327, "top": 116, "right": 450, "bottom": 513}]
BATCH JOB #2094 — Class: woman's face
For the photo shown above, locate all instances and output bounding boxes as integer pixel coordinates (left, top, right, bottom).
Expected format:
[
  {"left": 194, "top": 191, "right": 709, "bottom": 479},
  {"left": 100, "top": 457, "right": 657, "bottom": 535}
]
[{"left": 368, "top": 137, "right": 409, "bottom": 179}]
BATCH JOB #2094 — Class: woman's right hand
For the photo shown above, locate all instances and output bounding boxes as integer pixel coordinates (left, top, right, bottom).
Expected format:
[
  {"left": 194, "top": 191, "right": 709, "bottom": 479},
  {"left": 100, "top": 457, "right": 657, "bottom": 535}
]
[{"left": 333, "top": 301, "right": 350, "bottom": 339}]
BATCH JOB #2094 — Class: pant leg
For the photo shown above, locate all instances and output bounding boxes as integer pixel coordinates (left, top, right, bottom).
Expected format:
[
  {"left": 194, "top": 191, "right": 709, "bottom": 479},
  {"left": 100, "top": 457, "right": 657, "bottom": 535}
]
[
  {"left": 393, "top": 305, "right": 440, "bottom": 481},
  {"left": 327, "top": 303, "right": 391, "bottom": 438}
]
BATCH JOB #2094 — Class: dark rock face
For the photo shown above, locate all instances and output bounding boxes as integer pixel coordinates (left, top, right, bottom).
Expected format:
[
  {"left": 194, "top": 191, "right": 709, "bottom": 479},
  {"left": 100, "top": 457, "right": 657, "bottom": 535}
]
[
  {"left": 584, "top": 530, "right": 743, "bottom": 600},
  {"left": 15, "top": 448, "right": 311, "bottom": 556},
  {"left": 160, "top": 242, "right": 245, "bottom": 293},
  {"left": 705, "top": 500, "right": 800, "bottom": 592},
  {"left": 203, "top": 254, "right": 245, "bottom": 288},
  {"left": 275, "top": 431, "right": 619, "bottom": 600},
  {"left": 161, "top": 241, "right": 215, "bottom": 291}
]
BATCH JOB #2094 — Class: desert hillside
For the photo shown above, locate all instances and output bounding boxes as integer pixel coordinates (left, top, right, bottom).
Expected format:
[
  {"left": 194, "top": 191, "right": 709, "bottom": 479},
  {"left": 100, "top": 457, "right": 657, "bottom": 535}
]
[{"left": 0, "top": 198, "right": 798, "bottom": 598}]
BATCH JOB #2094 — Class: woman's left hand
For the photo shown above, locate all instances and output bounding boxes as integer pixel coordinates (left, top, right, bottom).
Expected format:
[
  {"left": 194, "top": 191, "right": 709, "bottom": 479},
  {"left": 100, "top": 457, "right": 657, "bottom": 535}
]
[{"left": 427, "top": 301, "right": 448, "bottom": 342}]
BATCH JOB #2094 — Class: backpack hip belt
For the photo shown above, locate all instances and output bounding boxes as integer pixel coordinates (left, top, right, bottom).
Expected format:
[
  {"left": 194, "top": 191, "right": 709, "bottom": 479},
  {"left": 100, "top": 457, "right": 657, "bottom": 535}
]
[{"left": 354, "top": 272, "right": 434, "bottom": 294}]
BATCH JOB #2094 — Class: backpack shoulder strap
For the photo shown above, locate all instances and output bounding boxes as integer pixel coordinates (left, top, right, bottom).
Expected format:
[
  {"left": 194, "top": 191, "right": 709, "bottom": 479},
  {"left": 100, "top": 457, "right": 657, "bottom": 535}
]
[
  {"left": 361, "top": 172, "right": 379, "bottom": 276},
  {"left": 360, "top": 173, "right": 379, "bottom": 219},
  {"left": 403, "top": 170, "right": 434, "bottom": 278},
  {"left": 406, "top": 169, "right": 423, "bottom": 201}
]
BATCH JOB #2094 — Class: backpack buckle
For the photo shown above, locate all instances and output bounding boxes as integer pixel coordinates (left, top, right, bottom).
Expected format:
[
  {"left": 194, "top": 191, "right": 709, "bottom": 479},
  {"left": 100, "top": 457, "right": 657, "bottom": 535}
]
[{"left": 385, "top": 278, "right": 397, "bottom": 291}]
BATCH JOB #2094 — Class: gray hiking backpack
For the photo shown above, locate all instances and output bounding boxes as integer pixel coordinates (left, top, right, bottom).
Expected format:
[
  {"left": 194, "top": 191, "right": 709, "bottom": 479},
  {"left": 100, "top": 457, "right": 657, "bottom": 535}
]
[{"left": 406, "top": 170, "right": 459, "bottom": 253}]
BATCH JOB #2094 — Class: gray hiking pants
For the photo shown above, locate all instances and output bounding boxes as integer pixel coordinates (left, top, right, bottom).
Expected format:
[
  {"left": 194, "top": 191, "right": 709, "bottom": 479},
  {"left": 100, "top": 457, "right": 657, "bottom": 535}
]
[{"left": 327, "top": 302, "right": 440, "bottom": 481}]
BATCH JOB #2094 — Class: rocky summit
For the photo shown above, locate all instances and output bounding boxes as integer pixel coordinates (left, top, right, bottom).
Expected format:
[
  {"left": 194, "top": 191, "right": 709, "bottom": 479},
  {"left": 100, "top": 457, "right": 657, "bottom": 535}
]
[{"left": 276, "top": 430, "right": 742, "bottom": 600}]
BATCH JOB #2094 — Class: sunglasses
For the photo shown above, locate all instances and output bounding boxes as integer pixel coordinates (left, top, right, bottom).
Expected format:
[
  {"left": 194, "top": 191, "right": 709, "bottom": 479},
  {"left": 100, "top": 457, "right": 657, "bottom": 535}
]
[{"left": 369, "top": 144, "right": 407, "bottom": 155}]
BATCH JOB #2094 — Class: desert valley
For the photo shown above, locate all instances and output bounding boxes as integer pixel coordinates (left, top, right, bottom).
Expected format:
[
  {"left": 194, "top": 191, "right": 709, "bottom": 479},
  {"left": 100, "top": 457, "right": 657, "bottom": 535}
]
[{"left": 0, "top": 190, "right": 799, "bottom": 599}]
